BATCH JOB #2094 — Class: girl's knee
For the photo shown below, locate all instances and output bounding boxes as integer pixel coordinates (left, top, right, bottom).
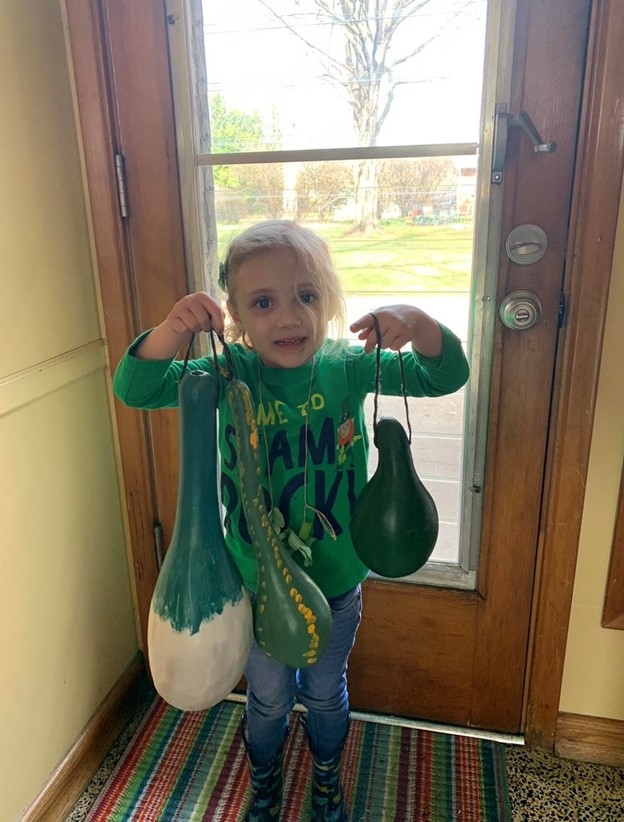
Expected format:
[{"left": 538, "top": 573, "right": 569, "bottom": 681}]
[
  {"left": 247, "top": 688, "right": 295, "bottom": 720},
  {"left": 298, "top": 678, "right": 348, "bottom": 713}
]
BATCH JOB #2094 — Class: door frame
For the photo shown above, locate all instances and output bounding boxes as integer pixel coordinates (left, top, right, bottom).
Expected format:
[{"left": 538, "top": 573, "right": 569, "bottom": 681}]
[
  {"left": 64, "top": 0, "right": 624, "bottom": 748},
  {"left": 522, "top": 0, "right": 624, "bottom": 748}
]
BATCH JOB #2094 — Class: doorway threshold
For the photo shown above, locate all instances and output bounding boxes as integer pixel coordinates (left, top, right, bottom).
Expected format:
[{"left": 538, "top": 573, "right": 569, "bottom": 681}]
[{"left": 225, "top": 693, "right": 525, "bottom": 747}]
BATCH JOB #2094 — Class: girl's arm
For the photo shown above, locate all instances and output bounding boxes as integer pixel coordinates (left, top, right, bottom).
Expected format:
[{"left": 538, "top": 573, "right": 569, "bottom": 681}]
[
  {"left": 113, "top": 292, "right": 225, "bottom": 408},
  {"left": 135, "top": 292, "right": 225, "bottom": 360},
  {"left": 350, "top": 305, "right": 442, "bottom": 358},
  {"left": 349, "top": 306, "right": 469, "bottom": 397}
]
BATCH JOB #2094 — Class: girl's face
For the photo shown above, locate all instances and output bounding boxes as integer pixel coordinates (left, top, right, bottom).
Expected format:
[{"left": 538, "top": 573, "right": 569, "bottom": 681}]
[{"left": 227, "top": 247, "right": 324, "bottom": 369}]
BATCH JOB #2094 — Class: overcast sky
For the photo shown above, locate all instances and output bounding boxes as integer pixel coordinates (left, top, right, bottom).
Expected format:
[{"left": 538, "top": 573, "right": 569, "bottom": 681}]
[{"left": 200, "top": 0, "right": 488, "bottom": 149}]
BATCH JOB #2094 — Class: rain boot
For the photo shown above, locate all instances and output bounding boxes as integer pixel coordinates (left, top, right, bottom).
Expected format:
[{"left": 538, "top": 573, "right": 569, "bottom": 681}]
[
  {"left": 301, "top": 715, "right": 349, "bottom": 822},
  {"left": 242, "top": 716, "right": 287, "bottom": 822}
]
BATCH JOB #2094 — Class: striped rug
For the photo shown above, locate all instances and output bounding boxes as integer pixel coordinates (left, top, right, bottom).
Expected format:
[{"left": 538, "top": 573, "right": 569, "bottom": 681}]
[{"left": 83, "top": 697, "right": 511, "bottom": 821}]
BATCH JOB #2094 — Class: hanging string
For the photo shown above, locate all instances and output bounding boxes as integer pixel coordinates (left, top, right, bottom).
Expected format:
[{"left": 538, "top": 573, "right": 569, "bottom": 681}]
[
  {"left": 215, "top": 330, "right": 235, "bottom": 380},
  {"left": 208, "top": 326, "right": 219, "bottom": 369},
  {"left": 398, "top": 350, "right": 413, "bottom": 444},
  {"left": 300, "top": 357, "right": 337, "bottom": 541},
  {"left": 256, "top": 357, "right": 277, "bottom": 521},
  {"left": 369, "top": 312, "right": 413, "bottom": 445},
  {"left": 180, "top": 333, "right": 195, "bottom": 380},
  {"left": 179, "top": 327, "right": 234, "bottom": 389},
  {"left": 257, "top": 354, "right": 337, "bottom": 546}
]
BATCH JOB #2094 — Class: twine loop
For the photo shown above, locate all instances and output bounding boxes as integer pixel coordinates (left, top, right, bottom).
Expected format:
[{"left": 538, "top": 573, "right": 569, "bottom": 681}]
[{"left": 369, "top": 313, "right": 412, "bottom": 446}]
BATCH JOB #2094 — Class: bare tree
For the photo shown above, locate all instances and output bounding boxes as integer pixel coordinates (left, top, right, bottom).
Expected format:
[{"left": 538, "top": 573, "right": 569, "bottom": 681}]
[
  {"left": 258, "top": 0, "right": 467, "bottom": 232},
  {"left": 295, "top": 161, "right": 354, "bottom": 220},
  {"left": 378, "top": 156, "right": 456, "bottom": 218}
]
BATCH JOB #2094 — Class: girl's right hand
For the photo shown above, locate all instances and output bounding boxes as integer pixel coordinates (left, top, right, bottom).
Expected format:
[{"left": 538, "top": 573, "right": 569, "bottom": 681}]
[
  {"left": 135, "top": 292, "right": 225, "bottom": 360},
  {"left": 164, "top": 292, "right": 225, "bottom": 337}
]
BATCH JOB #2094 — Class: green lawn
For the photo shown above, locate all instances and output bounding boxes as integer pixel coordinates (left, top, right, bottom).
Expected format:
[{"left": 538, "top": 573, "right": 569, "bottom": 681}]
[{"left": 217, "top": 219, "right": 473, "bottom": 293}]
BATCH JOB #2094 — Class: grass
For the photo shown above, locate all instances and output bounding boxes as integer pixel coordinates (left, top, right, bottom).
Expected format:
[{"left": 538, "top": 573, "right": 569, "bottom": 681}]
[{"left": 217, "top": 219, "right": 473, "bottom": 293}]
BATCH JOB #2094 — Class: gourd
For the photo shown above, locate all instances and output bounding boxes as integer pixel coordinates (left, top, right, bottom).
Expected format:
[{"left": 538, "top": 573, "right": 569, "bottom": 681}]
[
  {"left": 225, "top": 377, "right": 332, "bottom": 667},
  {"left": 148, "top": 369, "right": 252, "bottom": 711},
  {"left": 350, "top": 312, "right": 440, "bottom": 579},
  {"left": 350, "top": 415, "right": 439, "bottom": 577},
  {"left": 351, "top": 417, "right": 439, "bottom": 577}
]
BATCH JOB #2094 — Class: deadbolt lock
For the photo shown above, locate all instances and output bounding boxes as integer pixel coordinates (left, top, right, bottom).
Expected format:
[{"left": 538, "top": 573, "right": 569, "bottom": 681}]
[
  {"left": 505, "top": 224, "right": 547, "bottom": 265},
  {"left": 499, "top": 290, "right": 542, "bottom": 330}
]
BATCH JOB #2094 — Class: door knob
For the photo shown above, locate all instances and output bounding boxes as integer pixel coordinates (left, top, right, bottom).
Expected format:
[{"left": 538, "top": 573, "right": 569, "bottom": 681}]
[{"left": 499, "top": 290, "right": 542, "bottom": 330}]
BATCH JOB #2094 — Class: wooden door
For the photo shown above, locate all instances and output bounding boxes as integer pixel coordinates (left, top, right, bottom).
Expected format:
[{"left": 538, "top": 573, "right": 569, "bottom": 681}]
[
  {"left": 66, "top": 0, "right": 593, "bottom": 734},
  {"left": 352, "top": 0, "right": 589, "bottom": 734}
]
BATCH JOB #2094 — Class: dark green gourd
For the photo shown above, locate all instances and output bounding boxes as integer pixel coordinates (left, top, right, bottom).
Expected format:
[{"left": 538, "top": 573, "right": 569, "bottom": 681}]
[
  {"left": 351, "top": 415, "right": 439, "bottom": 577},
  {"left": 226, "top": 378, "right": 332, "bottom": 668},
  {"left": 148, "top": 370, "right": 252, "bottom": 711}
]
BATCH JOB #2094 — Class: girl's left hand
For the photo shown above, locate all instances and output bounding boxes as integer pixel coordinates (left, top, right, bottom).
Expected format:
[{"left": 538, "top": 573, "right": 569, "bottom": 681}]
[{"left": 350, "top": 304, "right": 443, "bottom": 358}]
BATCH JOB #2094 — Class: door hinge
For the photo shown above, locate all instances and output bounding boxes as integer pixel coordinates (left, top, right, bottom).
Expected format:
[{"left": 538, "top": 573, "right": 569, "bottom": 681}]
[
  {"left": 154, "top": 521, "right": 164, "bottom": 569},
  {"left": 558, "top": 292, "right": 568, "bottom": 328},
  {"left": 114, "top": 152, "right": 130, "bottom": 218}
]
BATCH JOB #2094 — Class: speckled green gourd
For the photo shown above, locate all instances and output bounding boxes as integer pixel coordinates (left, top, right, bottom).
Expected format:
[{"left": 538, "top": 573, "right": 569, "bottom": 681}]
[
  {"left": 350, "top": 415, "right": 439, "bottom": 577},
  {"left": 226, "top": 378, "right": 332, "bottom": 668}
]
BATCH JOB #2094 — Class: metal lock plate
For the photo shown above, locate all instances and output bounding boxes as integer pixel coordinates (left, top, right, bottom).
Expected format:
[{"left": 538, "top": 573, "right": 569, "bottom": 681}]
[{"left": 505, "top": 224, "right": 547, "bottom": 265}]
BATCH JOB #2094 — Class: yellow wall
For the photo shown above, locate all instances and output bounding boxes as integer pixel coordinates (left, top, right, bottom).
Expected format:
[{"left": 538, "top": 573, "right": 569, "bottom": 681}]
[
  {"left": 0, "top": 3, "right": 138, "bottom": 820},
  {"left": 559, "top": 180, "right": 624, "bottom": 718}
]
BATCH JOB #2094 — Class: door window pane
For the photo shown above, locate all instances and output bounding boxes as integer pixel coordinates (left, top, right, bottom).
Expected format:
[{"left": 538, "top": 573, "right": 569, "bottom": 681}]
[
  {"left": 202, "top": 152, "right": 473, "bottom": 568},
  {"left": 176, "top": 0, "right": 491, "bottom": 580}
]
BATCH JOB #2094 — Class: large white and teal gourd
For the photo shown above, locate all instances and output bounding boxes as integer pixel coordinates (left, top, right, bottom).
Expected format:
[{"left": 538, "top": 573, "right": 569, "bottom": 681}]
[{"left": 148, "top": 369, "right": 252, "bottom": 711}]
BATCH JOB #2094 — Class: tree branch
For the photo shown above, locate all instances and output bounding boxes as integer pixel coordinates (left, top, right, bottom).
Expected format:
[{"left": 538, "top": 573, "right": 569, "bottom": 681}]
[{"left": 255, "top": 0, "right": 347, "bottom": 75}]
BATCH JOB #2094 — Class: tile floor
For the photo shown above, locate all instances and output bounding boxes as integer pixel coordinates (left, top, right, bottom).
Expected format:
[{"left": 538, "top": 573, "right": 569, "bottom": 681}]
[{"left": 505, "top": 745, "right": 624, "bottom": 822}]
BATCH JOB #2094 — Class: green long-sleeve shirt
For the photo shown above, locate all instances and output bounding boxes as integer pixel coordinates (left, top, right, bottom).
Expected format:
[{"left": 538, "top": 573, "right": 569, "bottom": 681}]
[{"left": 113, "top": 325, "right": 469, "bottom": 597}]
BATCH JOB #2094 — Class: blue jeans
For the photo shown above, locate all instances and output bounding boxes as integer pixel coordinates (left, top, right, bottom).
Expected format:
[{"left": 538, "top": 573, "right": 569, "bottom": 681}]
[{"left": 244, "top": 585, "right": 362, "bottom": 765}]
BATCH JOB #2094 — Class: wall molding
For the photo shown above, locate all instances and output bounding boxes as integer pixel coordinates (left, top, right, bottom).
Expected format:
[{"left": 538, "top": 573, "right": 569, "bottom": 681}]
[
  {"left": 20, "top": 653, "right": 146, "bottom": 822},
  {"left": 556, "top": 711, "right": 624, "bottom": 768},
  {"left": 0, "top": 340, "right": 106, "bottom": 417},
  {"left": 602, "top": 461, "right": 624, "bottom": 629}
]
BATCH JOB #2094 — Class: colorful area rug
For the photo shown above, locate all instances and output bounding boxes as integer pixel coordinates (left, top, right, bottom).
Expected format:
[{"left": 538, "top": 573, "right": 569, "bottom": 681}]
[{"left": 82, "top": 697, "right": 511, "bottom": 821}]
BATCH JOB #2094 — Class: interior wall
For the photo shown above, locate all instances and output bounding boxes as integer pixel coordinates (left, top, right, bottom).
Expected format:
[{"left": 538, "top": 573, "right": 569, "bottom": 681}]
[
  {"left": 559, "top": 179, "right": 624, "bottom": 719},
  {"left": 0, "top": 3, "right": 138, "bottom": 820}
]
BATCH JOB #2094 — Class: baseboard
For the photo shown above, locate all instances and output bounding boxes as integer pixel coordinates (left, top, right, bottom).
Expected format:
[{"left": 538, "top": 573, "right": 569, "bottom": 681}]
[
  {"left": 555, "top": 711, "right": 624, "bottom": 767},
  {"left": 20, "top": 652, "right": 147, "bottom": 822}
]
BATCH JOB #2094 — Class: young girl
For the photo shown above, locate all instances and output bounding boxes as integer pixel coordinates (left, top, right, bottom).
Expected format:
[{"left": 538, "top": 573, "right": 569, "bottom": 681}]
[{"left": 113, "top": 219, "right": 469, "bottom": 822}]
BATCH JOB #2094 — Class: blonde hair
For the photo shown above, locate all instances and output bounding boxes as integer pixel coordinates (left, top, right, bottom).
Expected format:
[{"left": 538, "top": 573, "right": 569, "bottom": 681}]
[{"left": 221, "top": 220, "right": 346, "bottom": 347}]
